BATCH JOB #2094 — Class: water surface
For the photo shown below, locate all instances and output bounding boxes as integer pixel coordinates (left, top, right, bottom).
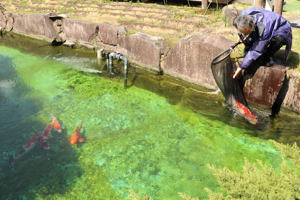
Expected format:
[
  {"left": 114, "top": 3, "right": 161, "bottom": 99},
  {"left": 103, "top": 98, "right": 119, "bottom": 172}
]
[{"left": 0, "top": 34, "right": 299, "bottom": 200}]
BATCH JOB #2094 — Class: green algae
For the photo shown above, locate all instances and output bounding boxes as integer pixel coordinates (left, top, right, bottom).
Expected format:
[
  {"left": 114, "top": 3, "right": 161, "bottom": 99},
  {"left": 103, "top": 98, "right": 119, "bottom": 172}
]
[{"left": 0, "top": 45, "right": 287, "bottom": 200}]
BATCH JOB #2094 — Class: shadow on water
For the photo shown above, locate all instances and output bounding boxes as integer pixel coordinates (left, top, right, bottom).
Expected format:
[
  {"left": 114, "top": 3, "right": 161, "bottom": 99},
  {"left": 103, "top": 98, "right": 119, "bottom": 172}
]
[{"left": 0, "top": 55, "right": 82, "bottom": 199}]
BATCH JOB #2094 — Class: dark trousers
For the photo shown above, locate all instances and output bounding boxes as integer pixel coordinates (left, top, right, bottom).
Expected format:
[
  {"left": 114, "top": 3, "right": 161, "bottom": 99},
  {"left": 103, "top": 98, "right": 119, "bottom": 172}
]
[{"left": 262, "top": 35, "right": 287, "bottom": 63}]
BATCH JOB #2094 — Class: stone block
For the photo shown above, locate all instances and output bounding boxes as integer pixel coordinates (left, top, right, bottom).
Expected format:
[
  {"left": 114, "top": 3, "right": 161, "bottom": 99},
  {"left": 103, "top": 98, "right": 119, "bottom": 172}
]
[
  {"left": 119, "top": 33, "right": 168, "bottom": 71},
  {"left": 63, "top": 18, "right": 99, "bottom": 44},
  {"left": 0, "top": 11, "right": 6, "bottom": 28},
  {"left": 243, "top": 65, "right": 286, "bottom": 107},
  {"left": 99, "top": 22, "right": 126, "bottom": 46},
  {"left": 222, "top": 6, "right": 240, "bottom": 25},
  {"left": 5, "top": 13, "right": 14, "bottom": 31},
  {"left": 282, "top": 71, "right": 300, "bottom": 113},
  {"left": 12, "top": 13, "right": 56, "bottom": 41},
  {"left": 162, "top": 34, "right": 234, "bottom": 90}
]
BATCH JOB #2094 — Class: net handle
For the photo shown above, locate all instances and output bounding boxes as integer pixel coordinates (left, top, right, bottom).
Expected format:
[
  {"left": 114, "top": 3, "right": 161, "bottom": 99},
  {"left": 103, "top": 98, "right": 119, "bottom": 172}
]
[{"left": 211, "top": 41, "right": 242, "bottom": 65}]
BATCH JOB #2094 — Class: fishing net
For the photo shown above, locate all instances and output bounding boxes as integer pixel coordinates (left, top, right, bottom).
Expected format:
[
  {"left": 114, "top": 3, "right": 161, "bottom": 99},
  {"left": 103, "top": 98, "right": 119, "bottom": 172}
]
[{"left": 211, "top": 48, "right": 259, "bottom": 125}]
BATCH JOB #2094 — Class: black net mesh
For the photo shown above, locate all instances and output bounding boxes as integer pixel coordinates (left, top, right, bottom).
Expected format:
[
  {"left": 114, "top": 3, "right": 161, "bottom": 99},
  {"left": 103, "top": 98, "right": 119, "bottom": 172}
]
[{"left": 211, "top": 49, "right": 259, "bottom": 125}]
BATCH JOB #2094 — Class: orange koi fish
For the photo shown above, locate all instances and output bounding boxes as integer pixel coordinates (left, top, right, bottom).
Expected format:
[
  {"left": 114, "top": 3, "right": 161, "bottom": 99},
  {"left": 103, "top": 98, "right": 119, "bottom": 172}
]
[
  {"left": 70, "top": 125, "right": 86, "bottom": 145},
  {"left": 234, "top": 100, "right": 258, "bottom": 125},
  {"left": 51, "top": 116, "right": 62, "bottom": 132}
]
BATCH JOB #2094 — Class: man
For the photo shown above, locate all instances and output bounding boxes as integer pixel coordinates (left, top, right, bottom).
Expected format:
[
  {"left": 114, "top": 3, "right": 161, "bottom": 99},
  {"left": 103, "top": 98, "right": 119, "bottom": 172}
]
[{"left": 232, "top": 7, "right": 292, "bottom": 79}]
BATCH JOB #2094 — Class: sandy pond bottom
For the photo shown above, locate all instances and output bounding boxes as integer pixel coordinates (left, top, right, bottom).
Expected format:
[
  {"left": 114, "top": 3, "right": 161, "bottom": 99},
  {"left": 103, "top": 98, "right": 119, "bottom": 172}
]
[{"left": 0, "top": 41, "right": 299, "bottom": 200}]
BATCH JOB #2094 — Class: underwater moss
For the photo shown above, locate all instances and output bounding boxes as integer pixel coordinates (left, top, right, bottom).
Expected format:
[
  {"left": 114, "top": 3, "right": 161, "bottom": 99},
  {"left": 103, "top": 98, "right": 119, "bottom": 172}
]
[{"left": 204, "top": 141, "right": 300, "bottom": 200}]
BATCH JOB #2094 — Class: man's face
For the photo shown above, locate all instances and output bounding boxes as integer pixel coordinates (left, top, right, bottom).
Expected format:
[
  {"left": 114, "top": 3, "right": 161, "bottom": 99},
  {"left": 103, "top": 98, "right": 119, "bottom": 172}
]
[{"left": 239, "top": 26, "right": 252, "bottom": 36}]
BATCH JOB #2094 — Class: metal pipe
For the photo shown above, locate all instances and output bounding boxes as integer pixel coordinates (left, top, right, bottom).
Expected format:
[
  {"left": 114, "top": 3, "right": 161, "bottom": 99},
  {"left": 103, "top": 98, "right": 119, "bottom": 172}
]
[
  {"left": 108, "top": 52, "right": 116, "bottom": 74},
  {"left": 0, "top": 27, "right": 3, "bottom": 36},
  {"left": 96, "top": 49, "right": 103, "bottom": 65},
  {"left": 120, "top": 55, "right": 128, "bottom": 88},
  {"left": 107, "top": 52, "right": 129, "bottom": 88},
  {"left": 106, "top": 56, "right": 109, "bottom": 72}
]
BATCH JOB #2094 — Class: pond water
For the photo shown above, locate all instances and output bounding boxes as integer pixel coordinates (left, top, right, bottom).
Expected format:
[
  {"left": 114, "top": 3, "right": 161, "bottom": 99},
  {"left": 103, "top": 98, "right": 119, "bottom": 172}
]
[{"left": 0, "top": 34, "right": 299, "bottom": 200}]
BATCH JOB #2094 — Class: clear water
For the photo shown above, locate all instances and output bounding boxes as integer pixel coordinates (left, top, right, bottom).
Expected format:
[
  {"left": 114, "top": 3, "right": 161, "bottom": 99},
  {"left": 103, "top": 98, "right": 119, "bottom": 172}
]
[{"left": 0, "top": 34, "right": 299, "bottom": 200}]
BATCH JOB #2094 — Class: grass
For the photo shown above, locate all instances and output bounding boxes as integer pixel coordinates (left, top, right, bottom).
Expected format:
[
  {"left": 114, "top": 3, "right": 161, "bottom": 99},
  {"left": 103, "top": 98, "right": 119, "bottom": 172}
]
[
  {"left": 284, "top": 0, "right": 300, "bottom": 13},
  {"left": 289, "top": 28, "right": 300, "bottom": 70}
]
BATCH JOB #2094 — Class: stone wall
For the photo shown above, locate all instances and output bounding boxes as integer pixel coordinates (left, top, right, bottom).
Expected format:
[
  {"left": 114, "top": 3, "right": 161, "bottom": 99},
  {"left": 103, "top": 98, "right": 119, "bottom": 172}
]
[
  {"left": 0, "top": 12, "right": 14, "bottom": 32},
  {"left": 282, "top": 71, "right": 300, "bottom": 113},
  {"left": 11, "top": 13, "right": 56, "bottom": 41},
  {"left": 62, "top": 18, "right": 99, "bottom": 47},
  {"left": 0, "top": 11, "right": 299, "bottom": 114},
  {"left": 162, "top": 34, "right": 233, "bottom": 90},
  {"left": 243, "top": 65, "right": 286, "bottom": 107}
]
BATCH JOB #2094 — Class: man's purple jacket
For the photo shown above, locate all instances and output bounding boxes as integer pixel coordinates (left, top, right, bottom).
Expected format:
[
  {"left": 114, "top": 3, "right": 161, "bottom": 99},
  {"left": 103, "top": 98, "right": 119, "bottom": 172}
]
[{"left": 239, "top": 7, "right": 292, "bottom": 69}]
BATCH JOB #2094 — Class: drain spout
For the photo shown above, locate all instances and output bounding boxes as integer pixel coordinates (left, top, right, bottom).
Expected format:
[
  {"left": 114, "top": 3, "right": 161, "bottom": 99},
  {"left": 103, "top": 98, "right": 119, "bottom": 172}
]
[
  {"left": 108, "top": 52, "right": 117, "bottom": 74},
  {"left": 108, "top": 52, "right": 129, "bottom": 88},
  {"left": 120, "top": 55, "right": 128, "bottom": 88},
  {"left": 96, "top": 49, "right": 103, "bottom": 64},
  {"left": 98, "top": 50, "right": 110, "bottom": 73},
  {"left": 0, "top": 26, "right": 3, "bottom": 36}
]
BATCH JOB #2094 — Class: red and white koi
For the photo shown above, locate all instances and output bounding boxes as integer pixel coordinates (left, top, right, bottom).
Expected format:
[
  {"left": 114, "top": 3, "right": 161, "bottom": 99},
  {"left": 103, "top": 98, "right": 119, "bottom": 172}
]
[
  {"left": 10, "top": 122, "right": 55, "bottom": 165},
  {"left": 234, "top": 99, "right": 258, "bottom": 125},
  {"left": 39, "top": 123, "right": 53, "bottom": 150}
]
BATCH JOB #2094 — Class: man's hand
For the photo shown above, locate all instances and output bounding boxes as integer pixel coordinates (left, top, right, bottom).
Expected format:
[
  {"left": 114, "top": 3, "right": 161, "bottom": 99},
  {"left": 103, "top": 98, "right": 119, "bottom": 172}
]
[{"left": 233, "top": 66, "right": 243, "bottom": 79}]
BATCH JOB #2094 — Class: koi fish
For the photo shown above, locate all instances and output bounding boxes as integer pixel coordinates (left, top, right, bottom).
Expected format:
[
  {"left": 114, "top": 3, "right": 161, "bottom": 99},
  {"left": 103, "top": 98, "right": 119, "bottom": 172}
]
[
  {"left": 10, "top": 132, "right": 43, "bottom": 166},
  {"left": 234, "top": 99, "right": 258, "bottom": 125},
  {"left": 70, "top": 125, "right": 85, "bottom": 145},
  {"left": 42, "top": 123, "right": 53, "bottom": 139},
  {"left": 9, "top": 123, "right": 54, "bottom": 167},
  {"left": 52, "top": 116, "right": 62, "bottom": 132},
  {"left": 39, "top": 123, "right": 53, "bottom": 150}
]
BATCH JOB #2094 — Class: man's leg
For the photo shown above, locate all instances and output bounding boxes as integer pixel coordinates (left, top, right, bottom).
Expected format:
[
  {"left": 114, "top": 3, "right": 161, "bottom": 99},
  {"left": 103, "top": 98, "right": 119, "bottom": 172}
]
[
  {"left": 239, "top": 36, "right": 286, "bottom": 88},
  {"left": 271, "top": 75, "right": 289, "bottom": 118},
  {"left": 263, "top": 35, "right": 287, "bottom": 65}
]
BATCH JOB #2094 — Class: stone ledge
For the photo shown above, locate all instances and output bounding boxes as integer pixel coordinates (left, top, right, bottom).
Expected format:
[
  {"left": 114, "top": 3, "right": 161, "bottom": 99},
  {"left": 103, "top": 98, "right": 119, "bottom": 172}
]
[
  {"left": 119, "top": 33, "right": 168, "bottom": 72},
  {"left": 162, "top": 34, "right": 234, "bottom": 90},
  {"left": 244, "top": 65, "right": 286, "bottom": 107},
  {"left": 63, "top": 18, "right": 99, "bottom": 45},
  {"left": 283, "top": 70, "right": 300, "bottom": 113},
  {"left": 11, "top": 13, "right": 56, "bottom": 42},
  {"left": 99, "top": 22, "right": 126, "bottom": 46}
]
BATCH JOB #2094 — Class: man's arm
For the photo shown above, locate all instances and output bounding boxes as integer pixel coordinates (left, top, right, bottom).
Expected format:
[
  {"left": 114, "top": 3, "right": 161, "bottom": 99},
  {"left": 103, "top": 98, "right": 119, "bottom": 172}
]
[
  {"left": 240, "top": 38, "right": 270, "bottom": 69},
  {"left": 233, "top": 66, "right": 243, "bottom": 79}
]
